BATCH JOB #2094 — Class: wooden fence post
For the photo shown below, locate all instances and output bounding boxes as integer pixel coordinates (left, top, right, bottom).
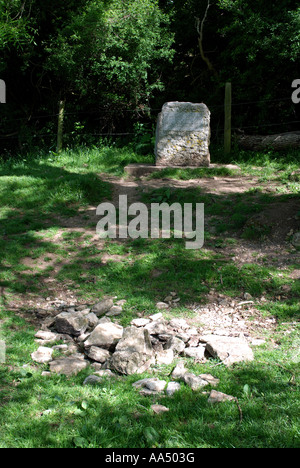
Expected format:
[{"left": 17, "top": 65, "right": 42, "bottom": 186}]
[
  {"left": 57, "top": 99, "right": 66, "bottom": 153},
  {"left": 224, "top": 82, "right": 232, "bottom": 155}
]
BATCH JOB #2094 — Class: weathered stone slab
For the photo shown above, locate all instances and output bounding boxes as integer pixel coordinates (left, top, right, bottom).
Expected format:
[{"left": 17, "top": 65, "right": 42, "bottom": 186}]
[
  {"left": 50, "top": 354, "right": 88, "bottom": 376},
  {"left": 110, "top": 327, "right": 154, "bottom": 375},
  {"left": 84, "top": 322, "right": 123, "bottom": 350},
  {"left": 55, "top": 311, "right": 88, "bottom": 337},
  {"left": 155, "top": 102, "right": 211, "bottom": 167},
  {"left": 203, "top": 334, "right": 254, "bottom": 366}
]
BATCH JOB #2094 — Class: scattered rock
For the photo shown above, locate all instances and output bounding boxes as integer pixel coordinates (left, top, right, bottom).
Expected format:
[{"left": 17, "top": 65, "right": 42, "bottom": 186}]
[
  {"left": 183, "top": 346, "right": 206, "bottom": 361},
  {"left": 155, "top": 349, "right": 174, "bottom": 365},
  {"left": 244, "top": 292, "right": 253, "bottom": 301},
  {"left": 86, "top": 313, "right": 99, "bottom": 329},
  {"left": 166, "top": 382, "right": 181, "bottom": 396},
  {"left": 31, "top": 346, "right": 54, "bottom": 363},
  {"left": 94, "top": 369, "right": 118, "bottom": 378},
  {"left": 199, "top": 374, "right": 220, "bottom": 387},
  {"left": 34, "top": 330, "right": 58, "bottom": 342},
  {"left": 52, "top": 344, "right": 68, "bottom": 352},
  {"left": 106, "top": 306, "right": 123, "bottom": 317},
  {"left": 145, "top": 320, "right": 168, "bottom": 335},
  {"left": 156, "top": 302, "right": 169, "bottom": 310},
  {"left": 291, "top": 232, "right": 300, "bottom": 249},
  {"left": 55, "top": 312, "right": 88, "bottom": 337},
  {"left": 85, "top": 346, "right": 111, "bottom": 363},
  {"left": 50, "top": 354, "right": 88, "bottom": 376},
  {"left": 171, "top": 361, "right": 187, "bottom": 379},
  {"left": 149, "top": 312, "right": 163, "bottom": 321},
  {"left": 151, "top": 404, "right": 169, "bottom": 414},
  {"left": 92, "top": 298, "right": 114, "bottom": 317},
  {"left": 83, "top": 375, "right": 104, "bottom": 386},
  {"left": 145, "top": 379, "right": 167, "bottom": 392},
  {"left": 164, "top": 336, "right": 186, "bottom": 354},
  {"left": 182, "top": 373, "right": 209, "bottom": 391},
  {"left": 131, "top": 318, "right": 150, "bottom": 327},
  {"left": 169, "top": 318, "right": 189, "bottom": 330},
  {"left": 203, "top": 334, "right": 254, "bottom": 366},
  {"left": 84, "top": 322, "right": 123, "bottom": 350},
  {"left": 208, "top": 390, "right": 235, "bottom": 404},
  {"left": 111, "top": 327, "right": 154, "bottom": 375}
]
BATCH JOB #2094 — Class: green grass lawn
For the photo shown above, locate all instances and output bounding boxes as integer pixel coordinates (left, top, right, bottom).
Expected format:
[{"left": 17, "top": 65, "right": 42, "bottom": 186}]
[{"left": 0, "top": 144, "right": 299, "bottom": 448}]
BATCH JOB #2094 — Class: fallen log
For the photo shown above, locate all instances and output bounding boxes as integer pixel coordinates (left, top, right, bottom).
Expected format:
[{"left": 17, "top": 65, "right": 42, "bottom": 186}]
[{"left": 237, "top": 131, "right": 300, "bottom": 151}]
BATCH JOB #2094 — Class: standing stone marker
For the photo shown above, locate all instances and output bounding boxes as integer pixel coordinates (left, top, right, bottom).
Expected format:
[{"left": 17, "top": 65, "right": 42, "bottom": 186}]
[{"left": 155, "top": 101, "right": 211, "bottom": 167}]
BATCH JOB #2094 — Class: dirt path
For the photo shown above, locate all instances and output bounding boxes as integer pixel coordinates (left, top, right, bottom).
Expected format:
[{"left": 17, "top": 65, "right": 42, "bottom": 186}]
[{"left": 99, "top": 173, "right": 264, "bottom": 205}]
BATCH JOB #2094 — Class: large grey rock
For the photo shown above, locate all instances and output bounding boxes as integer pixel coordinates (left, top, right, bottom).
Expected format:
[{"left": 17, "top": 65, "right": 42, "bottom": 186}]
[
  {"left": 110, "top": 327, "right": 154, "bottom": 375},
  {"left": 203, "top": 334, "right": 254, "bottom": 366},
  {"left": 155, "top": 102, "right": 211, "bottom": 167},
  {"left": 115, "top": 326, "right": 153, "bottom": 354},
  {"left": 49, "top": 354, "right": 88, "bottom": 376},
  {"left": 55, "top": 311, "right": 88, "bottom": 337},
  {"left": 84, "top": 322, "right": 123, "bottom": 350}
]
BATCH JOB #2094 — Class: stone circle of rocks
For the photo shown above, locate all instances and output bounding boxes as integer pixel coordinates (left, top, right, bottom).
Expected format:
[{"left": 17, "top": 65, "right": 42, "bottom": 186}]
[{"left": 31, "top": 295, "right": 254, "bottom": 400}]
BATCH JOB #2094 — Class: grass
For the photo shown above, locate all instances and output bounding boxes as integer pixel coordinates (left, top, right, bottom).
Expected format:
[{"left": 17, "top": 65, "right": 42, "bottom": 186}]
[
  {"left": 0, "top": 143, "right": 299, "bottom": 448},
  {"left": 0, "top": 311, "right": 299, "bottom": 448}
]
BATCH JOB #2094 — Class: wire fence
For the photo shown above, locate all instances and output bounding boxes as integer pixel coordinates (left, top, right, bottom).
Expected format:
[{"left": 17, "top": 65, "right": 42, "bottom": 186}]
[{"left": 0, "top": 95, "right": 299, "bottom": 141}]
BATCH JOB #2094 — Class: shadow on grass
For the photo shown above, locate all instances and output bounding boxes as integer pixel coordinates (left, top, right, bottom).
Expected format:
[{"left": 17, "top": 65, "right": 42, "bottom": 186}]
[
  {"left": 0, "top": 358, "right": 298, "bottom": 448},
  {"left": 0, "top": 159, "right": 299, "bottom": 322}
]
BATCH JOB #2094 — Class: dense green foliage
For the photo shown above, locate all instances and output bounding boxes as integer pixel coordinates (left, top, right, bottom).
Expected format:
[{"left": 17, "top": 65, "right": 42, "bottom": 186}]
[
  {"left": 0, "top": 0, "right": 174, "bottom": 151},
  {"left": 0, "top": 0, "right": 299, "bottom": 153}
]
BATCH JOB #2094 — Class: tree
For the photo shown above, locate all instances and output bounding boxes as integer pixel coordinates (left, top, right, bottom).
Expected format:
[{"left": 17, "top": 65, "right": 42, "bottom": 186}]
[
  {"left": 45, "top": 0, "right": 174, "bottom": 134},
  {"left": 0, "top": 0, "right": 174, "bottom": 151}
]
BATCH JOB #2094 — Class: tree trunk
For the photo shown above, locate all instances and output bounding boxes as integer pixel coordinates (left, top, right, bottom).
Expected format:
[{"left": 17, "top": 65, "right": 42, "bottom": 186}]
[{"left": 237, "top": 132, "right": 300, "bottom": 151}]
